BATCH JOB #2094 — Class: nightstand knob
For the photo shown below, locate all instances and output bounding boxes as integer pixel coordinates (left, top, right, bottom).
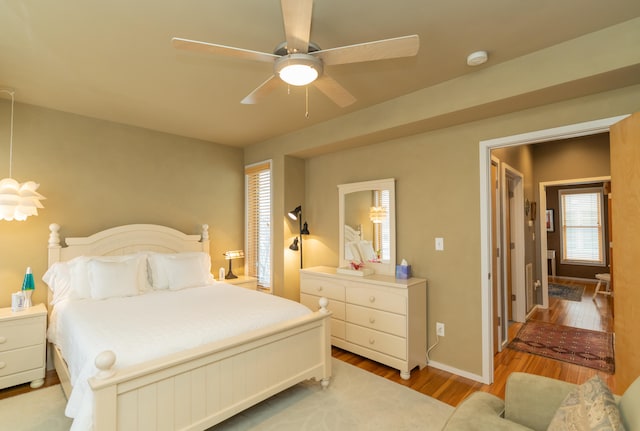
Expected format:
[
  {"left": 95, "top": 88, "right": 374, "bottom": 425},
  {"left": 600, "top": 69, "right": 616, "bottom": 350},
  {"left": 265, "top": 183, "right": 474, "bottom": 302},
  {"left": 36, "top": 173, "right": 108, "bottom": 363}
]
[
  {"left": 369, "top": 296, "right": 376, "bottom": 303},
  {"left": 0, "top": 336, "right": 6, "bottom": 344},
  {"left": 369, "top": 317, "right": 376, "bottom": 324},
  {"left": 0, "top": 361, "right": 5, "bottom": 369},
  {"left": 317, "top": 286, "right": 323, "bottom": 292},
  {"left": 368, "top": 338, "right": 375, "bottom": 345}
]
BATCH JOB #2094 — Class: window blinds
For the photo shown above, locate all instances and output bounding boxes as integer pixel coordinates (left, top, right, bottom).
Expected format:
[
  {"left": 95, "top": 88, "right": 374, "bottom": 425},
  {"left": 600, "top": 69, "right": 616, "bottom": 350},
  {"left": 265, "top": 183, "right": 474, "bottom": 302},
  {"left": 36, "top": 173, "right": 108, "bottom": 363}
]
[
  {"left": 560, "top": 188, "right": 604, "bottom": 264},
  {"left": 245, "top": 162, "right": 271, "bottom": 288}
]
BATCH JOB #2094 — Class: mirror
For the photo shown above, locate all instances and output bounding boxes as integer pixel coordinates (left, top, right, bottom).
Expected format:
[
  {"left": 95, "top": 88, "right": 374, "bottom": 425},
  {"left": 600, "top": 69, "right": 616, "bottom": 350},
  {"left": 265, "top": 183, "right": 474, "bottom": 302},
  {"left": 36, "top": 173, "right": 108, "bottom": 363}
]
[{"left": 339, "top": 178, "right": 396, "bottom": 275}]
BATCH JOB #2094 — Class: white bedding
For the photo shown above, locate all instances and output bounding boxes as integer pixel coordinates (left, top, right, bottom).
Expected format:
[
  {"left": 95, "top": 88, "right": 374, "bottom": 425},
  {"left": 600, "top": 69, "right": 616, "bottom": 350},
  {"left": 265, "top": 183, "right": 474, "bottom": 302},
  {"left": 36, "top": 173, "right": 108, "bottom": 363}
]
[{"left": 48, "top": 282, "right": 312, "bottom": 431}]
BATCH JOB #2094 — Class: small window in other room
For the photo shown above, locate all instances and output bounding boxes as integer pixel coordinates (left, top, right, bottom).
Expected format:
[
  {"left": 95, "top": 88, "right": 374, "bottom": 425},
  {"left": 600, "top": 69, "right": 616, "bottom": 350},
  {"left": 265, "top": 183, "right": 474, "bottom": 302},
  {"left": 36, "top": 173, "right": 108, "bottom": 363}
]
[
  {"left": 245, "top": 161, "right": 272, "bottom": 290},
  {"left": 559, "top": 187, "right": 605, "bottom": 266}
]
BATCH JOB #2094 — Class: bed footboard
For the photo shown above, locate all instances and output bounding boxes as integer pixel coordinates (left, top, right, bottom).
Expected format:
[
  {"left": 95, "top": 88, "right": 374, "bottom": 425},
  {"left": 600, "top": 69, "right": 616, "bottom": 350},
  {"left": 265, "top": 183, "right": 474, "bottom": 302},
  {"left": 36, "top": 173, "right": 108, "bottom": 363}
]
[{"left": 89, "top": 306, "right": 331, "bottom": 431}]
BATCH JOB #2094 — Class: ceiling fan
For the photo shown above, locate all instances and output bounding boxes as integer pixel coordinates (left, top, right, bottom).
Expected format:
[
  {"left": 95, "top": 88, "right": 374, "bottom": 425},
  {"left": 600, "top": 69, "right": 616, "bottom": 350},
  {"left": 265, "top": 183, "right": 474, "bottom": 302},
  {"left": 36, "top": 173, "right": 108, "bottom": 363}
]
[{"left": 171, "top": 0, "right": 419, "bottom": 107}]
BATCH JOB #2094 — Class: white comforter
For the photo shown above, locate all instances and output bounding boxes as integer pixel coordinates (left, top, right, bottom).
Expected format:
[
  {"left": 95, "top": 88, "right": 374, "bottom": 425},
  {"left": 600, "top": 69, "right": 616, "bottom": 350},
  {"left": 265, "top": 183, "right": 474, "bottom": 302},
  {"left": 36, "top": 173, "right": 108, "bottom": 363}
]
[{"left": 48, "top": 282, "right": 312, "bottom": 431}]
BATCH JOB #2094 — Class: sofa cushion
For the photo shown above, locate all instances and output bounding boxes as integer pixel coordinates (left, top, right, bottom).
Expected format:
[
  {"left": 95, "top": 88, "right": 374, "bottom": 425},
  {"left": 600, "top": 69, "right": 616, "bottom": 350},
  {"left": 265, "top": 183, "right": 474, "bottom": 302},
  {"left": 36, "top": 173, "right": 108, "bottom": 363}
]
[
  {"left": 443, "top": 392, "right": 533, "bottom": 431},
  {"left": 547, "top": 375, "right": 624, "bottom": 431}
]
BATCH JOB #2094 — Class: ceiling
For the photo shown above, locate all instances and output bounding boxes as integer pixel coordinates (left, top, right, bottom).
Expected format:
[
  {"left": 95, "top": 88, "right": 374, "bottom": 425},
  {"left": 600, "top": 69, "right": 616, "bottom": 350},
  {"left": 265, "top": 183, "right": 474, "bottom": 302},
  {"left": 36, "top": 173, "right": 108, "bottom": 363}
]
[{"left": 1, "top": 0, "right": 640, "bottom": 147}]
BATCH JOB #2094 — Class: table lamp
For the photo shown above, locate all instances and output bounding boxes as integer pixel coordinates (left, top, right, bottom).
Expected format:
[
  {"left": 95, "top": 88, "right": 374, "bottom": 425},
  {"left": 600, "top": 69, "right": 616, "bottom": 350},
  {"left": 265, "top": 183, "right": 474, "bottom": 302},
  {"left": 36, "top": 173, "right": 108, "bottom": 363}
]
[
  {"left": 223, "top": 250, "right": 244, "bottom": 279},
  {"left": 21, "top": 267, "right": 35, "bottom": 308}
]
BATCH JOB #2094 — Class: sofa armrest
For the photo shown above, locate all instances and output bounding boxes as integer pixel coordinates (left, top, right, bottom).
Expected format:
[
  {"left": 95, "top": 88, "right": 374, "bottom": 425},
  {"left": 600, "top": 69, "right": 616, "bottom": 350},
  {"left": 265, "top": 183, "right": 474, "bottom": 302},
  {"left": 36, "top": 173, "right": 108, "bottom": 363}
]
[
  {"left": 443, "top": 392, "right": 533, "bottom": 431},
  {"left": 504, "top": 372, "right": 576, "bottom": 431}
]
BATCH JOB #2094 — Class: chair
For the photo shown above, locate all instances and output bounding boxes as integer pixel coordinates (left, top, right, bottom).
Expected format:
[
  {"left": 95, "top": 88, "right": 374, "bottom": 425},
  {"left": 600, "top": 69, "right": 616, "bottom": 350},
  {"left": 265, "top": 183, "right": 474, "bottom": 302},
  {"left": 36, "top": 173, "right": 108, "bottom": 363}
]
[{"left": 592, "top": 273, "right": 612, "bottom": 300}]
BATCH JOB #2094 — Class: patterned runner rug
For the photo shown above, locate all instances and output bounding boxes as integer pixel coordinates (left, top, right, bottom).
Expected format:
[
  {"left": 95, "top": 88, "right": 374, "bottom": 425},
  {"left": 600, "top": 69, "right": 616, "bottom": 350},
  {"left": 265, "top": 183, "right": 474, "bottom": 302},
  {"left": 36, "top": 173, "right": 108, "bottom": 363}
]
[
  {"left": 548, "top": 283, "right": 585, "bottom": 302},
  {"left": 508, "top": 321, "right": 615, "bottom": 373}
]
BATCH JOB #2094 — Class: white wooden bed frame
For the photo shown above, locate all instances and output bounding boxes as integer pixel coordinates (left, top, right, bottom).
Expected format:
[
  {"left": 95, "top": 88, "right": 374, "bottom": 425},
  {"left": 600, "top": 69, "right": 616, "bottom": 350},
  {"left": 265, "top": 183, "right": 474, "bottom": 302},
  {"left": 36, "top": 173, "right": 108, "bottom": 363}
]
[{"left": 47, "top": 223, "right": 332, "bottom": 431}]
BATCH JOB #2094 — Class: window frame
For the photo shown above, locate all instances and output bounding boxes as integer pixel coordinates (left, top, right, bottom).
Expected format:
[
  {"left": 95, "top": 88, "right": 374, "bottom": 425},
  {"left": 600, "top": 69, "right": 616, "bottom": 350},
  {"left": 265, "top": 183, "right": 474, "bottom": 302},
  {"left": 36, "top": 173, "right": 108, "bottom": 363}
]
[
  {"left": 245, "top": 160, "right": 273, "bottom": 290},
  {"left": 558, "top": 187, "right": 606, "bottom": 267}
]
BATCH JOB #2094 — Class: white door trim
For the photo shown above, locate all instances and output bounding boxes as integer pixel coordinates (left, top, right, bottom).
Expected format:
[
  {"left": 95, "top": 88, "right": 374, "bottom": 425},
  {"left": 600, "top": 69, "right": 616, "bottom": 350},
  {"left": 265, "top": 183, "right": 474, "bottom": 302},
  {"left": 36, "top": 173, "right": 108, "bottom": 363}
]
[{"left": 478, "top": 114, "right": 628, "bottom": 384}]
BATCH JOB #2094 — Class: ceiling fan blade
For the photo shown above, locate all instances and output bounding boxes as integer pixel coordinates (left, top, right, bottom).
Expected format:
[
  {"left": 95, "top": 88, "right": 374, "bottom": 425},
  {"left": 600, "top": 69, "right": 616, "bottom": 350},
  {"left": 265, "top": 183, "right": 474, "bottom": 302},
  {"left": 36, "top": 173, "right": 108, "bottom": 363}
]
[
  {"left": 241, "top": 75, "right": 281, "bottom": 104},
  {"left": 313, "top": 35, "right": 419, "bottom": 65},
  {"left": 313, "top": 74, "right": 356, "bottom": 108},
  {"left": 281, "top": 0, "right": 313, "bottom": 53},
  {"left": 172, "top": 37, "right": 278, "bottom": 63}
]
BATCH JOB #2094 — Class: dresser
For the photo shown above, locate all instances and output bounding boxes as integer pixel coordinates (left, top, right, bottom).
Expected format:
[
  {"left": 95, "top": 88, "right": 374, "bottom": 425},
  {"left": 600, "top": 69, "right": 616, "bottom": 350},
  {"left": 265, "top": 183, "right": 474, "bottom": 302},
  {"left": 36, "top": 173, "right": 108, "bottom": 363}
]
[
  {"left": 0, "top": 303, "right": 47, "bottom": 389},
  {"left": 300, "top": 266, "right": 427, "bottom": 379}
]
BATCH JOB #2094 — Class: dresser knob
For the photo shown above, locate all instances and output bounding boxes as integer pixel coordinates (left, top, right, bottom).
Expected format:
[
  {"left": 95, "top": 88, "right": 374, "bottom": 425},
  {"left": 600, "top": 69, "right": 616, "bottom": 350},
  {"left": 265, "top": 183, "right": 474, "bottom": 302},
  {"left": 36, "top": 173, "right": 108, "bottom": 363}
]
[
  {"left": 369, "top": 317, "right": 376, "bottom": 324},
  {"left": 0, "top": 336, "right": 6, "bottom": 344},
  {"left": 369, "top": 296, "right": 375, "bottom": 303},
  {"left": 368, "top": 338, "right": 375, "bottom": 345},
  {"left": 0, "top": 362, "right": 5, "bottom": 369},
  {"left": 317, "top": 286, "right": 324, "bottom": 292}
]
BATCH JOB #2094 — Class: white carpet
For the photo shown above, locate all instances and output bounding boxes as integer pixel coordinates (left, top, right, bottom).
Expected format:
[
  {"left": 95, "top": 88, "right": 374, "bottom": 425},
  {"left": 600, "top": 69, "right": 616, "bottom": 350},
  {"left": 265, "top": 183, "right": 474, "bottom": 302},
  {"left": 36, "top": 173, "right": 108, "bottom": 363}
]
[{"left": 0, "top": 359, "right": 453, "bottom": 431}]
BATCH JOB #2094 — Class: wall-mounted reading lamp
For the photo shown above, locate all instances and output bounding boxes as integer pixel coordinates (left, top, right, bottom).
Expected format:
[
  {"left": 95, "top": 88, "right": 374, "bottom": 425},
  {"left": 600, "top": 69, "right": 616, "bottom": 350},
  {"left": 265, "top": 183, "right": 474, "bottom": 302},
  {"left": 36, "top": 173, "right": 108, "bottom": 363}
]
[{"left": 288, "top": 205, "right": 310, "bottom": 268}]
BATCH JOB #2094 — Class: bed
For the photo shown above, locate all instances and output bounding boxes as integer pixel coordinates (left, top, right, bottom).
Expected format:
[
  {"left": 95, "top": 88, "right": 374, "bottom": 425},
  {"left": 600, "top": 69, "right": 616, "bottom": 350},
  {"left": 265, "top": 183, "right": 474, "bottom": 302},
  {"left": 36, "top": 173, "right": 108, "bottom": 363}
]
[{"left": 45, "top": 223, "right": 332, "bottom": 431}]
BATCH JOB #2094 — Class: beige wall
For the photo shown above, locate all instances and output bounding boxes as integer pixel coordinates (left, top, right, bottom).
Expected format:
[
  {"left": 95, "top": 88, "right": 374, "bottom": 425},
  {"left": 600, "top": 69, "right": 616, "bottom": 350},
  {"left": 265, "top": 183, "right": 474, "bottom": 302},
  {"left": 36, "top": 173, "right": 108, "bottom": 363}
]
[
  {"left": 243, "top": 19, "right": 640, "bottom": 379},
  {"left": 0, "top": 102, "right": 245, "bottom": 309}
]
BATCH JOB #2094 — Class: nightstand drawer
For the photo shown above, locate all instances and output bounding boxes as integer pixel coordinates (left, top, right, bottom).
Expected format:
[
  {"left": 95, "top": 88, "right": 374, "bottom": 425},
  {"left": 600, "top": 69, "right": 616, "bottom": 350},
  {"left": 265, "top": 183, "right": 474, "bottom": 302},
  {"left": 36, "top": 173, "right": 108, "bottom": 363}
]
[
  {"left": 0, "top": 318, "right": 46, "bottom": 352},
  {"left": 0, "top": 344, "right": 45, "bottom": 377}
]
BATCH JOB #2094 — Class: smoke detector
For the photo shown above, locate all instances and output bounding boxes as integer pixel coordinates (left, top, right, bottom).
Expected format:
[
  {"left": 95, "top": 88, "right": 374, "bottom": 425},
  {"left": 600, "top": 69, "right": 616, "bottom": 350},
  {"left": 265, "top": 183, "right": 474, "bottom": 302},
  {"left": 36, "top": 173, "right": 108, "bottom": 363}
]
[{"left": 467, "top": 50, "right": 488, "bottom": 66}]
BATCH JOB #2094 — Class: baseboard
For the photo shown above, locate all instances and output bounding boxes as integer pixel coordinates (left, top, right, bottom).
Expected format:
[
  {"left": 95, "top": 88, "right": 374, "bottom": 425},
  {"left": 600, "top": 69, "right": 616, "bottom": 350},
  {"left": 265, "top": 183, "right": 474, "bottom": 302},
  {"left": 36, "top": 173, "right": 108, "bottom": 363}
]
[
  {"left": 550, "top": 275, "right": 599, "bottom": 284},
  {"left": 427, "top": 360, "right": 488, "bottom": 384}
]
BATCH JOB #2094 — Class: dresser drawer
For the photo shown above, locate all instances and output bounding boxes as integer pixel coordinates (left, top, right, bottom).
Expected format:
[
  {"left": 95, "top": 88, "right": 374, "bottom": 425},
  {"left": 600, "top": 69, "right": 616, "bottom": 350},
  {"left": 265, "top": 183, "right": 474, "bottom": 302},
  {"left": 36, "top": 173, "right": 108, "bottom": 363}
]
[
  {"left": 300, "top": 293, "right": 346, "bottom": 320},
  {"left": 346, "top": 286, "right": 406, "bottom": 314},
  {"left": 0, "top": 344, "right": 45, "bottom": 377},
  {"left": 346, "top": 304, "right": 406, "bottom": 337},
  {"left": 300, "top": 276, "right": 345, "bottom": 301},
  {"left": 346, "top": 323, "right": 407, "bottom": 360},
  {"left": 331, "top": 319, "right": 346, "bottom": 340},
  {"left": 0, "top": 318, "right": 46, "bottom": 353}
]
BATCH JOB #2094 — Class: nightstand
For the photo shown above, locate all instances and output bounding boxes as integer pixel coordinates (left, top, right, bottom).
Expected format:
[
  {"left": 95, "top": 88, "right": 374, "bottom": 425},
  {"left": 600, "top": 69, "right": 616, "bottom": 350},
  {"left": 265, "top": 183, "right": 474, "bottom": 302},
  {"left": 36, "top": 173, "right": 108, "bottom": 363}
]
[
  {"left": 0, "top": 303, "right": 47, "bottom": 389},
  {"left": 223, "top": 275, "right": 258, "bottom": 290}
]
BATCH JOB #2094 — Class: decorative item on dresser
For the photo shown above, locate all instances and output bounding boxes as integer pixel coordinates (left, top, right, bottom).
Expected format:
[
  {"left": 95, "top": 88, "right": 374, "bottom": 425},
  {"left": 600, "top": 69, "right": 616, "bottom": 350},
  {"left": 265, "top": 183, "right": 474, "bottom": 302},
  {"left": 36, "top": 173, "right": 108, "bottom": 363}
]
[
  {"left": 0, "top": 303, "right": 47, "bottom": 390},
  {"left": 300, "top": 266, "right": 427, "bottom": 380}
]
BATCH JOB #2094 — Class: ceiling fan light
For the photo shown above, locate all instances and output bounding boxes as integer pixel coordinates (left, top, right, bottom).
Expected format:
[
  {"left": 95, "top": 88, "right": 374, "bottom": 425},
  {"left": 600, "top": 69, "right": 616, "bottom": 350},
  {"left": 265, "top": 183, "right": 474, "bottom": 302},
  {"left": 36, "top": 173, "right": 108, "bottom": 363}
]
[
  {"left": 279, "top": 64, "right": 318, "bottom": 86},
  {"left": 274, "top": 54, "right": 323, "bottom": 86}
]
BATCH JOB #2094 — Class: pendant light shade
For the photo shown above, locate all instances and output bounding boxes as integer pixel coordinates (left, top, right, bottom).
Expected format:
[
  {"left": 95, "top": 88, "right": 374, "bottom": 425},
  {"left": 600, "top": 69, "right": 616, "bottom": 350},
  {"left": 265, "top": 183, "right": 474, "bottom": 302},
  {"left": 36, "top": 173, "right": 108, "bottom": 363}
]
[{"left": 0, "top": 89, "right": 45, "bottom": 221}]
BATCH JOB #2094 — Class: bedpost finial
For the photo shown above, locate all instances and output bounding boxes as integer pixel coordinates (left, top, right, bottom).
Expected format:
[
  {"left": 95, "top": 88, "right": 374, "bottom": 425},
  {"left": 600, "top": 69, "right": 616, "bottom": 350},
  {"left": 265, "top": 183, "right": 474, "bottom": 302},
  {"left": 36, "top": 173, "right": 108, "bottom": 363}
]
[
  {"left": 319, "top": 297, "right": 329, "bottom": 313},
  {"left": 95, "top": 350, "right": 117, "bottom": 379},
  {"left": 48, "top": 223, "right": 61, "bottom": 247},
  {"left": 202, "top": 224, "right": 209, "bottom": 241}
]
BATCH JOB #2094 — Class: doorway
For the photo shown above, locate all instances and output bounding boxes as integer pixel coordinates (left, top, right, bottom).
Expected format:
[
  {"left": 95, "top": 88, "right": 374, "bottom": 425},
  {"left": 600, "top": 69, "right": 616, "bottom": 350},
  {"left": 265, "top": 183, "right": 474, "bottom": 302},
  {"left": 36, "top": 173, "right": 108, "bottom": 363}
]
[{"left": 478, "top": 114, "right": 629, "bottom": 384}]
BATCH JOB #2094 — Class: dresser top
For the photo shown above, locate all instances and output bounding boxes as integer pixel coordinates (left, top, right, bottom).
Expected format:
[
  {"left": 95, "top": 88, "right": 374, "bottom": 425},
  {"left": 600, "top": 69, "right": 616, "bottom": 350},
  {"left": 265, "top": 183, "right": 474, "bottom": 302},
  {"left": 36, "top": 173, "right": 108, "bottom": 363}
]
[{"left": 301, "top": 266, "right": 426, "bottom": 288}]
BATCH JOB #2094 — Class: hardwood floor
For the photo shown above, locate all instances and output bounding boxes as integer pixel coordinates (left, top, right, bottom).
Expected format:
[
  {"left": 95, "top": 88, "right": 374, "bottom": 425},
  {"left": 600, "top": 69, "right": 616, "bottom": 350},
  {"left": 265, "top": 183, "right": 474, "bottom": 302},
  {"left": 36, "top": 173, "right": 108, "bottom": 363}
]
[
  {"left": 1, "top": 278, "right": 614, "bottom": 409},
  {"left": 333, "top": 277, "right": 617, "bottom": 406}
]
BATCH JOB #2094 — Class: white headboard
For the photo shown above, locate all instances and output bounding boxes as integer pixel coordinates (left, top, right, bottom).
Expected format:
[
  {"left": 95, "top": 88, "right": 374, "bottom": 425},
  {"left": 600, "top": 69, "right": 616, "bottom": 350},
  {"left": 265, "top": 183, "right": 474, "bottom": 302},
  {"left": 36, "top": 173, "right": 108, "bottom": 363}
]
[{"left": 47, "top": 223, "right": 210, "bottom": 267}]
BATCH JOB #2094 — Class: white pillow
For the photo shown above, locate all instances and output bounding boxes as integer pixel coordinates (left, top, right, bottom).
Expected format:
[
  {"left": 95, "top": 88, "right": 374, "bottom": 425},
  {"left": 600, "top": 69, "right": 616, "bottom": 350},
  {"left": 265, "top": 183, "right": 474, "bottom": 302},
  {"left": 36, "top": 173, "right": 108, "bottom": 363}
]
[
  {"left": 88, "top": 257, "right": 142, "bottom": 300},
  {"left": 358, "top": 240, "right": 378, "bottom": 262},
  {"left": 42, "top": 262, "right": 73, "bottom": 305},
  {"left": 147, "top": 252, "right": 212, "bottom": 290},
  {"left": 67, "top": 254, "right": 149, "bottom": 299},
  {"left": 346, "top": 242, "right": 362, "bottom": 262}
]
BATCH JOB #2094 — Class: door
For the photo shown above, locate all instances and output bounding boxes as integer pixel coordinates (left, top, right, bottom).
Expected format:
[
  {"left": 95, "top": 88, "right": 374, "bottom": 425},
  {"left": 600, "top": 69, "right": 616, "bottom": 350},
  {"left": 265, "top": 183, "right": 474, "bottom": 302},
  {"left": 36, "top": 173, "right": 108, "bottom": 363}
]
[
  {"left": 609, "top": 112, "right": 640, "bottom": 392},
  {"left": 490, "top": 159, "right": 500, "bottom": 355}
]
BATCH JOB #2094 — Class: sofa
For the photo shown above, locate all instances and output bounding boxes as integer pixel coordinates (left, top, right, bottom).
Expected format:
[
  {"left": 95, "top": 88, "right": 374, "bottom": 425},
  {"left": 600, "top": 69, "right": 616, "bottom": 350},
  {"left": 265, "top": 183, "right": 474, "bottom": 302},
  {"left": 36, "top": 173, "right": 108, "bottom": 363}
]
[{"left": 442, "top": 372, "right": 640, "bottom": 430}]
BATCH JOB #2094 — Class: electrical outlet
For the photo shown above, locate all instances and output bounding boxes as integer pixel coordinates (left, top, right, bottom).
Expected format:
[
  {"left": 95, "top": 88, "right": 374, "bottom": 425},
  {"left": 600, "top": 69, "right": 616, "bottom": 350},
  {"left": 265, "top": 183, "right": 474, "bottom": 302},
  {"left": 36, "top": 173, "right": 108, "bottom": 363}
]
[
  {"left": 436, "top": 322, "right": 445, "bottom": 337},
  {"left": 435, "top": 237, "right": 444, "bottom": 251}
]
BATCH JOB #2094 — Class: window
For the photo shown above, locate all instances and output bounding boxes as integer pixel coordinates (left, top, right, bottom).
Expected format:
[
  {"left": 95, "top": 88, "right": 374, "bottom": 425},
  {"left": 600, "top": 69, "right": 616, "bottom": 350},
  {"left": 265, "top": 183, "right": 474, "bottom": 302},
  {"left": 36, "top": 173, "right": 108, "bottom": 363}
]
[
  {"left": 559, "top": 187, "right": 605, "bottom": 265},
  {"left": 373, "top": 189, "right": 390, "bottom": 261},
  {"left": 245, "top": 161, "right": 272, "bottom": 289}
]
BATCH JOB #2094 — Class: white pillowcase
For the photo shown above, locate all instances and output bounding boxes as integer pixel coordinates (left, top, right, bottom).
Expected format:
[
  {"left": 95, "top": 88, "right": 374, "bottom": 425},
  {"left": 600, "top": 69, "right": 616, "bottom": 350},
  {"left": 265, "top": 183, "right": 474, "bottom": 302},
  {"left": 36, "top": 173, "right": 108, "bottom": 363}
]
[
  {"left": 43, "top": 253, "right": 150, "bottom": 303},
  {"left": 88, "top": 258, "right": 142, "bottom": 300},
  {"left": 147, "top": 252, "right": 212, "bottom": 290}
]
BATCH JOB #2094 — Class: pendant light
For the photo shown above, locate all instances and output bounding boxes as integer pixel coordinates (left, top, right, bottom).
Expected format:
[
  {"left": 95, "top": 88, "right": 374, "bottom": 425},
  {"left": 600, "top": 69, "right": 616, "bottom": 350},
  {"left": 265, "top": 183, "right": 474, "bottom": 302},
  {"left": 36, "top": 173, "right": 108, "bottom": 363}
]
[{"left": 0, "top": 89, "right": 45, "bottom": 221}]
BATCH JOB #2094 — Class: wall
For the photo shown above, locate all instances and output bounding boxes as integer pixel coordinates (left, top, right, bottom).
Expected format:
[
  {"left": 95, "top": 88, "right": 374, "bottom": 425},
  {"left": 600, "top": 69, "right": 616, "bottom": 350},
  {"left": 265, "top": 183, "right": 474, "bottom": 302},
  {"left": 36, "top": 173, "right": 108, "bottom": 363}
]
[
  {"left": 0, "top": 102, "right": 245, "bottom": 308},
  {"left": 532, "top": 134, "right": 611, "bottom": 284}
]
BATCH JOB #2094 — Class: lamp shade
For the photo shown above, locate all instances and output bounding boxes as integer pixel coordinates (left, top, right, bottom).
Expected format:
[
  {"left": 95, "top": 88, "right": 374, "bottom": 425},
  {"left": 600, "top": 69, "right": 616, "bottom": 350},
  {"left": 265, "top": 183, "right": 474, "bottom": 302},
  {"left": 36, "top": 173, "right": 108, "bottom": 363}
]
[
  {"left": 289, "top": 237, "right": 299, "bottom": 251},
  {"left": 223, "top": 250, "right": 244, "bottom": 260},
  {"left": 287, "top": 205, "right": 302, "bottom": 221},
  {"left": 369, "top": 206, "right": 387, "bottom": 224}
]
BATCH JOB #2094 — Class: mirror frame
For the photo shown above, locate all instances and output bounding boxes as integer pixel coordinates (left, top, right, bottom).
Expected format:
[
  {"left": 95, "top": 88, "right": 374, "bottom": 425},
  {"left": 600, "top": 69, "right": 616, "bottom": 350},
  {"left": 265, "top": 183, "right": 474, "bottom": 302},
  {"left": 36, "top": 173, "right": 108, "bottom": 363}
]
[{"left": 338, "top": 178, "right": 396, "bottom": 275}]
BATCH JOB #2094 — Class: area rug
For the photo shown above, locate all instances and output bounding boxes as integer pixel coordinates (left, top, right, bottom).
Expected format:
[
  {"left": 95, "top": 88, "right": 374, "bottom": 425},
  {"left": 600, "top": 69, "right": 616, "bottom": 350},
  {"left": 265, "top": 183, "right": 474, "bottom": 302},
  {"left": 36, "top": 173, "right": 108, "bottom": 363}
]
[
  {"left": 548, "top": 283, "right": 585, "bottom": 302},
  {"left": 509, "top": 321, "right": 615, "bottom": 373},
  {"left": 0, "top": 359, "right": 453, "bottom": 431}
]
